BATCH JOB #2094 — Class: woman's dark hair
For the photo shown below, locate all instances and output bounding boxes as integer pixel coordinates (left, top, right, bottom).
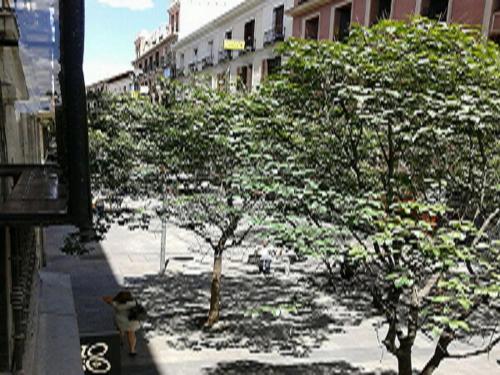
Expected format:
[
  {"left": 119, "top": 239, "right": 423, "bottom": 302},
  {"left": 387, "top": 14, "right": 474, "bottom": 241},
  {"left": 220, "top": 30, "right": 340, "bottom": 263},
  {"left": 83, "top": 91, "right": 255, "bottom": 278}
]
[{"left": 113, "top": 291, "right": 133, "bottom": 304}]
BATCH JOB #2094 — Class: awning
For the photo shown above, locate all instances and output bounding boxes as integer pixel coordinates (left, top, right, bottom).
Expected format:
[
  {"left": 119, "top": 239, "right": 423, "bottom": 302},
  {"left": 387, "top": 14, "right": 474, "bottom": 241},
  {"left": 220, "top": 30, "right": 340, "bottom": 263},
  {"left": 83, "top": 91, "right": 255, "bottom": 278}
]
[{"left": 0, "top": 165, "right": 68, "bottom": 224}]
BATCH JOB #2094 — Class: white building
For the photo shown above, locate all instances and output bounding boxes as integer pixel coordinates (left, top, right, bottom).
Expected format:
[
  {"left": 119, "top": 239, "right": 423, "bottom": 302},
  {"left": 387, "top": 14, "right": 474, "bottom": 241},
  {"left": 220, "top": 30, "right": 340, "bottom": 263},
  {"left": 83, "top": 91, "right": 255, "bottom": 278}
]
[
  {"left": 175, "top": 0, "right": 245, "bottom": 40},
  {"left": 86, "top": 70, "right": 135, "bottom": 94},
  {"left": 174, "top": 0, "right": 294, "bottom": 91},
  {"left": 132, "top": 0, "right": 243, "bottom": 99}
]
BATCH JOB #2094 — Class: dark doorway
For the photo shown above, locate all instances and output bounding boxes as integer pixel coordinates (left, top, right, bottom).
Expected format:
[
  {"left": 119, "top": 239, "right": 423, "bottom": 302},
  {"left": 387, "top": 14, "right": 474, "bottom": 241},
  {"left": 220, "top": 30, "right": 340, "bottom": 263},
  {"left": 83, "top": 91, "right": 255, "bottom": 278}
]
[
  {"left": 377, "top": 0, "right": 392, "bottom": 21},
  {"left": 267, "top": 56, "right": 282, "bottom": 77},
  {"left": 225, "top": 30, "right": 232, "bottom": 59},
  {"left": 244, "top": 19, "right": 255, "bottom": 51},
  {"left": 334, "top": 3, "right": 352, "bottom": 42},
  {"left": 274, "top": 5, "right": 285, "bottom": 36},
  {"left": 304, "top": 16, "right": 319, "bottom": 40},
  {"left": 422, "top": 0, "right": 448, "bottom": 21}
]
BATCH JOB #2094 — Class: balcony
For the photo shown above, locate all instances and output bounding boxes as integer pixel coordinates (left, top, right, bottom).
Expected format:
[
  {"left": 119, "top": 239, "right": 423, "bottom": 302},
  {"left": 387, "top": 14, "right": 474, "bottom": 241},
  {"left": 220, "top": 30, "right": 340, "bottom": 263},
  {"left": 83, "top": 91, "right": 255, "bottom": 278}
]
[
  {"left": 201, "top": 55, "right": 214, "bottom": 69},
  {"left": 218, "top": 49, "right": 231, "bottom": 63},
  {"left": 188, "top": 62, "right": 198, "bottom": 73},
  {"left": 240, "top": 38, "right": 255, "bottom": 56},
  {"left": 264, "top": 28, "right": 285, "bottom": 46}
]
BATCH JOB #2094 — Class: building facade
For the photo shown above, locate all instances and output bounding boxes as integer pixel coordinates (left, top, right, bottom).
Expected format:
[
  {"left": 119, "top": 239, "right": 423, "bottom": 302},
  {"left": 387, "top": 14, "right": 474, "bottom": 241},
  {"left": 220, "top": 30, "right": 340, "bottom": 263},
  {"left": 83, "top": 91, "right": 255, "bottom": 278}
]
[
  {"left": 132, "top": 0, "right": 244, "bottom": 99},
  {"left": 1, "top": 0, "right": 90, "bottom": 372},
  {"left": 132, "top": 24, "right": 177, "bottom": 100},
  {"left": 174, "top": 0, "right": 294, "bottom": 91},
  {"left": 287, "top": 0, "right": 500, "bottom": 42},
  {"left": 86, "top": 70, "right": 135, "bottom": 95}
]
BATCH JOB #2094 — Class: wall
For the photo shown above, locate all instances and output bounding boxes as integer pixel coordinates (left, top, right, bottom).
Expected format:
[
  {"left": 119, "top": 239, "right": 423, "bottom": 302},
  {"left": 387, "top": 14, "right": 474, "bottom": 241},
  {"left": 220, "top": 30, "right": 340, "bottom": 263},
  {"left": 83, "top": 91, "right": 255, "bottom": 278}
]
[
  {"left": 175, "top": 0, "right": 294, "bottom": 89},
  {"left": 450, "top": 0, "right": 486, "bottom": 25},
  {"left": 178, "top": 0, "right": 246, "bottom": 39},
  {"left": 292, "top": 0, "right": 368, "bottom": 40},
  {"left": 392, "top": 0, "right": 417, "bottom": 20}
]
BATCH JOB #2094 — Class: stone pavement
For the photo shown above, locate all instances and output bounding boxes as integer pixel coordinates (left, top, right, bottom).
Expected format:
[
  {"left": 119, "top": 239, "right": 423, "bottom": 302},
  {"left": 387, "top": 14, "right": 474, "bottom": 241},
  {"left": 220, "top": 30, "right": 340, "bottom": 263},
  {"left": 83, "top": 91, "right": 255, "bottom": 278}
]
[{"left": 44, "top": 220, "right": 500, "bottom": 374}]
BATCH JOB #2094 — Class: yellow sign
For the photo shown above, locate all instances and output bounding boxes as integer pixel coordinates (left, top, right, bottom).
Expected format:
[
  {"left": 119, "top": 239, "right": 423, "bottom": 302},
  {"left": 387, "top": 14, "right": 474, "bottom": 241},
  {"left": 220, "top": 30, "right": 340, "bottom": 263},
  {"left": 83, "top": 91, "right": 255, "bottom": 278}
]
[{"left": 223, "top": 39, "right": 245, "bottom": 51}]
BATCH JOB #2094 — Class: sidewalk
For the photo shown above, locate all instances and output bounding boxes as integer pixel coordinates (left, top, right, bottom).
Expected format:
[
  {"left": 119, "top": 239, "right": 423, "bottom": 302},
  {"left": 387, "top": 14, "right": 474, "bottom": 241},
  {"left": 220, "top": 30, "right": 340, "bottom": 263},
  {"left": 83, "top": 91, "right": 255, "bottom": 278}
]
[{"left": 44, "top": 221, "right": 500, "bottom": 374}]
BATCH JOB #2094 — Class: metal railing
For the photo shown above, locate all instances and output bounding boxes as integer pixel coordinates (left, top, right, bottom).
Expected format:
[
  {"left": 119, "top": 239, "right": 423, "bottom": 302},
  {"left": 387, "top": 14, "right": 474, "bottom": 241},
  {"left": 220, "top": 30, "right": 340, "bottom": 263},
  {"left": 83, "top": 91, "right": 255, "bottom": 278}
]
[
  {"left": 218, "top": 49, "right": 231, "bottom": 63},
  {"left": 201, "top": 54, "right": 214, "bottom": 69},
  {"left": 264, "top": 27, "right": 285, "bottom": 46},
  {"left": 240, "top": 38, "right": 255, "bottom": 56},
  {"left": 188, "top": 62, "right": 197, "bottom": 73}
]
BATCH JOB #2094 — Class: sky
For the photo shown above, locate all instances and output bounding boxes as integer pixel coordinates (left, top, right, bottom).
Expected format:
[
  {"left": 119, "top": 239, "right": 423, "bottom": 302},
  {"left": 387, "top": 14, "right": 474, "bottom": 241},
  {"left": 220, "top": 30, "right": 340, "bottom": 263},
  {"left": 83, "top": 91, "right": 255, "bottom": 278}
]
[{"left": 84, "top": 0, "right": 169, "bottom": 85}]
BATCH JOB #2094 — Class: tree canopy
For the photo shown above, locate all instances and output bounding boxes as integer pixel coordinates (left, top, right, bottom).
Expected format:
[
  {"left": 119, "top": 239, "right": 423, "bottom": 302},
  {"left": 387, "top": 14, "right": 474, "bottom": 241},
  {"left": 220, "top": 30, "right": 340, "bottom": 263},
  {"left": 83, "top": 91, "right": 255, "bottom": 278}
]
[{"left": 87, "top": 18, "right": 500, "bottom": 375}]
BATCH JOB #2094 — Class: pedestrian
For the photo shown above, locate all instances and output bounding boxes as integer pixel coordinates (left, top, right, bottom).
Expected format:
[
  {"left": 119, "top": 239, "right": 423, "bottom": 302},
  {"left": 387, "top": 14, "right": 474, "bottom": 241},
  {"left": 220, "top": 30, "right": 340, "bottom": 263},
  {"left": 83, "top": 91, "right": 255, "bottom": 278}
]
[
  {"left": 278, "top": 248, "right": 291, "bottom": 276},
  {"left": 102, "top": 291, "right": 141, "bottom": 356},
  {"left": 259, "top": 246, "right": 272, "bottom": 274}
]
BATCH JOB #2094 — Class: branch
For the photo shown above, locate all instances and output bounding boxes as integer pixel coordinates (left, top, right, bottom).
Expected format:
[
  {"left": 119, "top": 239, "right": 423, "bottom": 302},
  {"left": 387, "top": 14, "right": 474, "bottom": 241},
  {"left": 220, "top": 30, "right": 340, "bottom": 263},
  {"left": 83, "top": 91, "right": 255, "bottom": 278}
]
[
  {"left": 383, "top": 317, "right": 398, "bottom": 355},
  {"left": 187, "top": 225, "right": 215, "bottom": 250},
  {"left": 226, "top": 224, "right": 254, "bottom": 249},
  {"left": 472, "top": 208, "right": 500, "bottom": 248},
  {"left": 418, "top": 273, "right": 440, "bottom": 301},
  {"left": 447, "top": 336, "right": 500, "bottom": 359},
  {"left": 467, "top": 208, "right": 500, "bottom": 274}
]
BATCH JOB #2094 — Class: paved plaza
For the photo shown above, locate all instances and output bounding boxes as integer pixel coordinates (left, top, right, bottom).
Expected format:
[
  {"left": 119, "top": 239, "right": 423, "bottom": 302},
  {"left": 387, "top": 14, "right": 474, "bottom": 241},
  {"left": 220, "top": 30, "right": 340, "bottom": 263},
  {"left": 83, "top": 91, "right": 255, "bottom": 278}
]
[{"left": 44, "top": 220, "right": 500, "bottom": 374}]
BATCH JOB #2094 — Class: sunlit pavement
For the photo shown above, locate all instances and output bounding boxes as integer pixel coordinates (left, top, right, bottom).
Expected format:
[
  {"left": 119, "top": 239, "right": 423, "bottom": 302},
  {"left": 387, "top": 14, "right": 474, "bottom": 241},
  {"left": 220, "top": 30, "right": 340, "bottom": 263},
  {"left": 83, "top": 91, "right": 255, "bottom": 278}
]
[{"left": 45, "top": 221, "right": 500, "bottom": 374}]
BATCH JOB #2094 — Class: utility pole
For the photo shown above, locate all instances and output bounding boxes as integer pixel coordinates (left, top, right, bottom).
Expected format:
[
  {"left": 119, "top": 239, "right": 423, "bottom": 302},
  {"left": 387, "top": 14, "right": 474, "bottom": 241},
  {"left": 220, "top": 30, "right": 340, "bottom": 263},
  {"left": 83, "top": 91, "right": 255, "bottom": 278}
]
[
  {"left": 159, "top": 169, "right": 169, "bottom": 274},
  {"left": 160, "top": 199, "right": 167, "bottom": 274}
]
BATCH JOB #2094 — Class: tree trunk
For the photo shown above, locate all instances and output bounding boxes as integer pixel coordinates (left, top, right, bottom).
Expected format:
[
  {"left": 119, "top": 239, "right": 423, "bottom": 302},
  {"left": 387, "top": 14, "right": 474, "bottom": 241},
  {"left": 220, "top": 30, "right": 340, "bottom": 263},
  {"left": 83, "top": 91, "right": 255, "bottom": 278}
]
[
  {"left": 397, "top": 347, "right": 413, "bottom": 375},
  {"left": 206, "top": 250, "right": 223, "bottom": 326},
  {"left": 420, "top": 330, "right": 453, "bottom": 375}
]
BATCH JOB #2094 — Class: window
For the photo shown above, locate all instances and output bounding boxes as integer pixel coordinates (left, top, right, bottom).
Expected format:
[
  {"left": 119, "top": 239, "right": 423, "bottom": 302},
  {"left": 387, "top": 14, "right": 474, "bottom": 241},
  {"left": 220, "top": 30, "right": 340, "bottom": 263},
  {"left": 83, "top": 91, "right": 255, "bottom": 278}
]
[
  {"left": 273, "top": 5, "right": 285, "bottom": 35},
  {"left": 304, "top": 16, "right": 319, "bottom": 40},
  {"left": 155, "top": 51, "right": 159, "bottom": 67},
  {"left": 237, "top": 64, "right": 252, "bottom": 91},
  {"left": 267, "top": 56, "right": 282, "bottom": 76},
  {"left": 194, "top": 48, "right": 198, "bottom": 60},
  {"left": 225, "top": 30, "right": 233, "bottom": 59},
  {"left": 421, "top": 0, "right": 448, "bottom": 21},
  {"left": 333, "top": 3, "right": 352, "bottom": 42},
  {"left": 376, "top": 0, "right": 392, "bottom": 21},
  {"left": 244, "top": 19, "right": 255, "bottom": 51},
  {"left": 208, "top": 40, "right": 214, "bottom": 57},
  {"left": 180, "top": 53, "right": 184, "bottom": 68}
]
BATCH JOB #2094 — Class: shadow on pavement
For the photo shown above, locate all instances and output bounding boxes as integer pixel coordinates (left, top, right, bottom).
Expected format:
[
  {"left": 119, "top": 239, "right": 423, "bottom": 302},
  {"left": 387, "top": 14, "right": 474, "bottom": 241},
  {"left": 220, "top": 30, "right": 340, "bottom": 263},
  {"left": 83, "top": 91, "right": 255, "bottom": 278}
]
[
  {"left": 202, "top": 360, "right": 397, "bottom": 375},
  {"left": 125, "top": 267, "right": 378, "bottom": 357},
  {"left": 44, "top": 226, "right": 161, "bottom": 375}
]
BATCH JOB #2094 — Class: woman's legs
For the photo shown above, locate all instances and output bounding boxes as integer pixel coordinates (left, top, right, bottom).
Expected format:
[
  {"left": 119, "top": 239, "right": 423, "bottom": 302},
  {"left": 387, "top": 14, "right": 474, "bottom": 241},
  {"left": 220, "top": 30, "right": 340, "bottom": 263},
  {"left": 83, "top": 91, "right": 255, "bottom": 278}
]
[{"left": 127, "top": 330, "right": 137, "bottom": 354}]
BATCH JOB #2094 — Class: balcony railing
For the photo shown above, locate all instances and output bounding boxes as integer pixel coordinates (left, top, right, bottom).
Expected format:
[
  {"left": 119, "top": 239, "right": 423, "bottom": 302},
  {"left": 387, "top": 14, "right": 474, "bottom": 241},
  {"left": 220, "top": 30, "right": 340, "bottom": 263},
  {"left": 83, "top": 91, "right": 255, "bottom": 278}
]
[
  {"left": 240, "top": 38, "right": 255, "bottom": 55},
  {"left": 264, "top": 27, "right": 285, "bottom": 46},
  {"left": 201, "top": 55, "right": 214, "bottom": 69},
  {"left": 218, "top": 49, "right": 231, "bottom": 63},
  {"left": 188, "top": 62, "right": 198, "bottom": 73}
]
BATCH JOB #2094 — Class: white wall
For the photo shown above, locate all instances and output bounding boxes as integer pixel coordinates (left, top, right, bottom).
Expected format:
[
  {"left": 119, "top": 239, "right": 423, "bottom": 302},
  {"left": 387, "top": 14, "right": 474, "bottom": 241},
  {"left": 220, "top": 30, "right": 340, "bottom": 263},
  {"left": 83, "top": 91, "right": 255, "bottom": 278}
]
[
  {"left": 106, "top": 76, "right": 134, "bottom": 94},
  {"left": 175, "top": 0, "right": 294, "bottom": 89},
  {"left": 179, "top": 0, "right": 245, "bottom": 40}
]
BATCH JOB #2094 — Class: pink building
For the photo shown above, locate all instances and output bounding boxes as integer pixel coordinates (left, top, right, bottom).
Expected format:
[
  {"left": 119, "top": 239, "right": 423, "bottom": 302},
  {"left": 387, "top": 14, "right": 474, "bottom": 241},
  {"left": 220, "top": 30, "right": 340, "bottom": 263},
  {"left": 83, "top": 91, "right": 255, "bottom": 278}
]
[{"left": 287, "top": 0, "right": 500, "bottom": 43}]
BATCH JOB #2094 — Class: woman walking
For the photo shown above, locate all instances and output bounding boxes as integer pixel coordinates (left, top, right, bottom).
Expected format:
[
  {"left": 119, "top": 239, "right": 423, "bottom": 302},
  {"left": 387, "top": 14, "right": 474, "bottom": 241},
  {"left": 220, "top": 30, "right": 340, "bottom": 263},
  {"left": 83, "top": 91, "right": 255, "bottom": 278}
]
[{"left": 103, "top": 291, "right": 140, "bottom": 356}]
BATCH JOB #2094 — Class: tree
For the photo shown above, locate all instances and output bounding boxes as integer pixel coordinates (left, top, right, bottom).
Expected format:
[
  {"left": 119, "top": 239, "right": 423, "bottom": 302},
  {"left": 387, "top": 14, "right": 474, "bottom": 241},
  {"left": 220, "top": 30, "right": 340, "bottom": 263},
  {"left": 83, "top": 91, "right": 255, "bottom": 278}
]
[
  {"left": 256, "top": 18, "right": 500, "bottom": 374},
  {"left": 88, "top": 83, "right": 268, "bottom": 326},
  {"left": 88, "top": 91, "right": 160, "bottom": 203},
  {"left": 148, "top": 82, "right": 270, "bottom": 325}
]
